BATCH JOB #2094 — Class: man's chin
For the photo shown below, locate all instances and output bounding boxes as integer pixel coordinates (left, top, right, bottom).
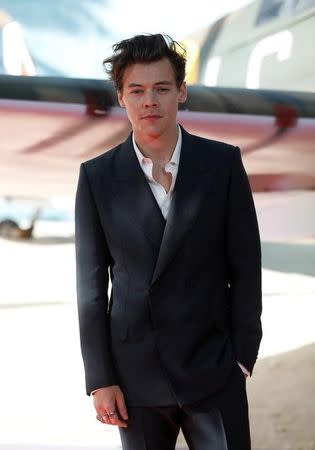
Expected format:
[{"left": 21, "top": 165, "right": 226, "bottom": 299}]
[{"left": 139, "top": 123, "right": 164, "bottom": 138}]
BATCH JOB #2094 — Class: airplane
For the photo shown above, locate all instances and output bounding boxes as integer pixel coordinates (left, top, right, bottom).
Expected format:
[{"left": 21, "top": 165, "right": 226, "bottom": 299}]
[
  {"left": 0, "top": 0, "right": 314, "bottom": 238},
  {"left": 0, "top": 73, "right": 314, "bottom": 238},
  {"left": 184, "top": 0, "right": 315, "bottom": 91}
]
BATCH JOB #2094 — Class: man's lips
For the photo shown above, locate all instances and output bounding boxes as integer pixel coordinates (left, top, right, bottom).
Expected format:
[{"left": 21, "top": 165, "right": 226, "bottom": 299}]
[{"left": 141, "top": 114, "right": 162, "bottom": 119}]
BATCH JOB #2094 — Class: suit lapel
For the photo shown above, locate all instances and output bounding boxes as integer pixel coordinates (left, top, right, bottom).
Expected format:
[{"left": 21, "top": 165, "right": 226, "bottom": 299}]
[
  {"left": 151, "top": 127, "right": 220, "bottom": 285},
  {"left": 113, "top": 133, "right": 165, "bottom": 250}
]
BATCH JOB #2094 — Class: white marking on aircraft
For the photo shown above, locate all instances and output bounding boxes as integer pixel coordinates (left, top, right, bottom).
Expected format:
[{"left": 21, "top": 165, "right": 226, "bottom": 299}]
[
  {"left": 2, "top": 21, "right": 36, "bottom": 75},
  {"left": 246, "top": 30, "right": 293, "bottom": 89}
]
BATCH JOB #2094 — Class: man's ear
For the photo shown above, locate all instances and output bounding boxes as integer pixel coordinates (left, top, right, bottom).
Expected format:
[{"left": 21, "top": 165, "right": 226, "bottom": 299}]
[
  {"left": 178, "top": 81, "right": 187, "bottom": 104},
  {"left": 117, "top": 91, "right": 125, "bottom": 108}
]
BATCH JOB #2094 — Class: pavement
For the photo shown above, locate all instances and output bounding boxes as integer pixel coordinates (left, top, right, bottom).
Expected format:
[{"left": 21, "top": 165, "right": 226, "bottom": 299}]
[{"left": 0, "top": 190, "right": 314, "bottom": 450}]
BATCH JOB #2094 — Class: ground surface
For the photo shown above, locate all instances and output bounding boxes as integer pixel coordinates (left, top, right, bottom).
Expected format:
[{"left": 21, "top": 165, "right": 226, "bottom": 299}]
[{"left": 0, "top": 191, "right": 314, "bottom": 450}]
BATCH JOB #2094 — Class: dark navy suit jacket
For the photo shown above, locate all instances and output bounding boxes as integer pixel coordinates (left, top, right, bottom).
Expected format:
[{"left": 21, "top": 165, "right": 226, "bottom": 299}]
[{"left": 75, "top": 126, "right": 262, "bottom": 406}]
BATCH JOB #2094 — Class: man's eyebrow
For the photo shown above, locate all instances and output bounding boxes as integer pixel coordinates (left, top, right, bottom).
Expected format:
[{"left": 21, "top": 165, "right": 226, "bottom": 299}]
[
  {"left": 155, "top": 81, "right": 173, "bottom": 85},
  {"left": 127, "top": 83, "right": 143, "bottom": 88},
  {"left": 127, "top": 81, "right": 173, "bottom": 88}
]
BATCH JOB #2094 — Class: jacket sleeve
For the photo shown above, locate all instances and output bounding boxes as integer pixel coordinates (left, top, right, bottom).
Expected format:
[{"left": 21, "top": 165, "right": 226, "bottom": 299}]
[
  {"left": 226, "top": 146, "right": 262, "bottom": 374},
  {"left": 75, "top": 163, "right": 117, "bottom": 395}
]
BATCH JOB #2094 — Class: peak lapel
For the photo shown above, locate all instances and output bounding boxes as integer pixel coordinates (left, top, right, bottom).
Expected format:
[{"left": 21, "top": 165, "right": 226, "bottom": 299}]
[
  {"left": 151, "top": 128, "right": 219, "bottom": 285},
  {"left": 113, "top": 134, "right": 165, "bottom": 250}
]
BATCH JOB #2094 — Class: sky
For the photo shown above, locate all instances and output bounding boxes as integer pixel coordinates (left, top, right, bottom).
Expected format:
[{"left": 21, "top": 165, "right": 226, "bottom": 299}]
[{"left": 105, "top": 0, "right": 254, "bottom": 39}]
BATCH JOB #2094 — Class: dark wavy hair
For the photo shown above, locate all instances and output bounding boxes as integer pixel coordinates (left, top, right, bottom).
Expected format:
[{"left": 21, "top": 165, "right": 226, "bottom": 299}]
[{"left": 103, "top": 33, "right": 187, "bottom": 91}]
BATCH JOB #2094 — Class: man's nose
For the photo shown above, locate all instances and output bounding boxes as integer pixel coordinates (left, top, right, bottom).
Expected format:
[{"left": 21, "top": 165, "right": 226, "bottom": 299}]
[{"left": 143, "top": 90, "right": 158, "bottom": 107}]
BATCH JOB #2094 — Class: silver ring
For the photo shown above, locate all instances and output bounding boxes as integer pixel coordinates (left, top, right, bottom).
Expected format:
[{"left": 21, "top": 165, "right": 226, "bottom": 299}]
[{"left": 108, "top": 411, "right": 117, "bottom": 417}]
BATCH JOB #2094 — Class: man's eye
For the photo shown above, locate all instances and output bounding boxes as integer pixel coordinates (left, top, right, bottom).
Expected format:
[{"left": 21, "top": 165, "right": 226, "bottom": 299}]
[
  {"left": 131, "top": 90, "right": 143, "bottom": 94},
  {"left": 158, "top": 88, "right": 169, "bottom": 92}
]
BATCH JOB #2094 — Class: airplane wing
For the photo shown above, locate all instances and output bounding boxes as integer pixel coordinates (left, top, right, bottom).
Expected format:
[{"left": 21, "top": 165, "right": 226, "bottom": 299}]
[{"left": 0, "top": 74, "right": 314, "bottom": 199}]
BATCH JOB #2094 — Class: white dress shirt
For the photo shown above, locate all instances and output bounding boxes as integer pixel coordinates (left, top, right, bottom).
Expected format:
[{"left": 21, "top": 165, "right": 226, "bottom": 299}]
[{"left": 132, "top": 126, "right": 182, "bottom": 220}]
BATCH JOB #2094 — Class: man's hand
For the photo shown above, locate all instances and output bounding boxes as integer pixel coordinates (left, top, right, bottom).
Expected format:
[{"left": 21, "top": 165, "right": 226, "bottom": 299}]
[{"left": 93, "top": 385, "right": 128, "bottom": 428}]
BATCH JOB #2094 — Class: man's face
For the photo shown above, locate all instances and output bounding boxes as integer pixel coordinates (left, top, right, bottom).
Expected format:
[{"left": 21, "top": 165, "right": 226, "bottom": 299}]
[{"left": 117, "top": 58, "right": 187, "bottom": 140}]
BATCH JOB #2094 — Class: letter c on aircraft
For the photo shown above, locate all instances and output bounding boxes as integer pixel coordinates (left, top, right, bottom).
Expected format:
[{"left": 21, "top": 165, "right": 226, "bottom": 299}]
[{"left": 246, "top": 30, "right": 293, "bottom": 89}]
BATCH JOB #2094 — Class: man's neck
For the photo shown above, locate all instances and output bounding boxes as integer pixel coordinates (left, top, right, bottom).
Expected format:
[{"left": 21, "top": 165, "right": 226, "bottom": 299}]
[{"left": 133, "top": 125, "right": 179, "bottom": 166}]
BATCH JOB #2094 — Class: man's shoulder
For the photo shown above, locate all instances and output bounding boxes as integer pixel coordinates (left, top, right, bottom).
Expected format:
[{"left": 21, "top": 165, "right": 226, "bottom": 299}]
[
  {"left": 82, "top": 141, "right": 122, "bottom": 175},
  {"left": 189, "top": 131, "right": 236, "bottom": 152},
  {"left": 186, "top": 130, "right": 238, "bottom": 163}
]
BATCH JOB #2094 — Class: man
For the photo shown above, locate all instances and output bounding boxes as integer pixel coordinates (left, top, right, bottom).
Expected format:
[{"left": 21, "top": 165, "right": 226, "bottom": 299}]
[{"left": 75, "top": 33, "right": 262, "bottom": 450}]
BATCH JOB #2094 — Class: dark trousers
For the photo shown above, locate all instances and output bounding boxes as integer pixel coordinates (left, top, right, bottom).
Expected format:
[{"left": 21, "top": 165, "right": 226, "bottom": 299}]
[{"left": 119, "top": 363, "right": 251, "bottom": 450}]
